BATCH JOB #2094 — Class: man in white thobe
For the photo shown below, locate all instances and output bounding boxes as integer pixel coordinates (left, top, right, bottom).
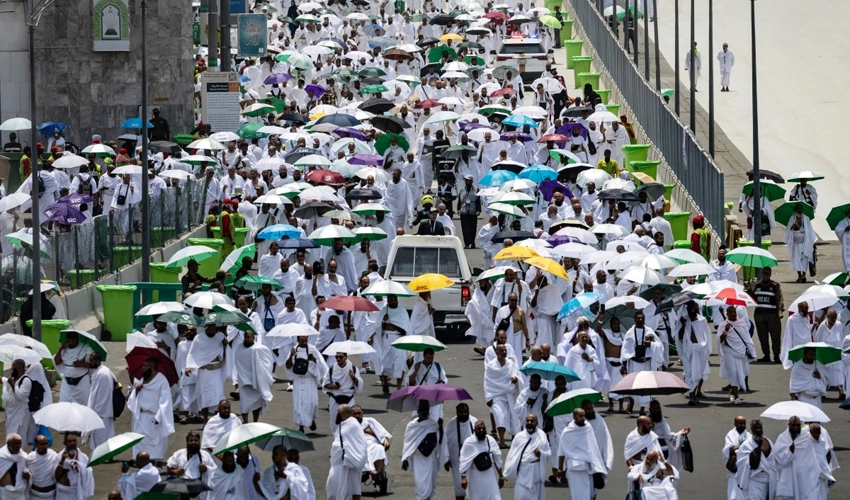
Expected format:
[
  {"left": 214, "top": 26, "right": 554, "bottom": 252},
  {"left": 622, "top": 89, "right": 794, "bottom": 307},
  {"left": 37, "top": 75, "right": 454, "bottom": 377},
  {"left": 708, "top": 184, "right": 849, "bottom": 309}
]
[
  {"left": 789, "top": 347, "right": 827, "bottom": 409},
  {"left": 351, "top": 405, "right": 391, "bottom": 486},
  {"left": 774, "top": 417, "right": 819, "bottom": 500},
  {"left": 465, "top": 279, "right": 495, "bottom": 353},
  {"left": 833, "top": 208, "right": 850, "bottom": 273},
  {"left": 684, "top": 42, "right": 702, "bottom": 90},
  {"left": 484, "top": 345, "right": 520, "bottom": 447},
  {"left": 581, "top": 399, "right": 615, "bottom": 473},
  {"left": 624, "top": 417, "right": 663, "bottom": 470},
  {"left": 717, "top": 43, "right": 735, "bottom": 91},
  {"left": 406, "top": 348, "right": 448, "bottom": 421},
  {"left": 127, "top": 358, "right": 175, "bottom": 460},
  {"left": 781, "top": 301, "right": 814, "bottom": 368},
  {"left": 814, "top": 309, "right": 845, "bottom": 399},
  {"left": 621, "top": 312, "right": 664, "bottom": 413},
  {"left": 322, "top": 352, "right": 363, "bottom": 432},
  {"left": 783, "top": 207, "right": 816, "bottom": 283},
  {"left": 458, "top": 420, "right": 503, "bottom": 500},
  {"left": 788, "top": 179, "right": 818, "bottom": 210},
  {"left": 54, "top": 434, "right": 94, "bottom": 500},
  {"left": 401, "top": 401, "right": 441, "bottom": 500},
  {"left": 410, "top": 293, "right": 436, "bottom": 340},
  {"left": 326, "top": 405, "right": 367, "bottom": 500},
  {"left": 711, "top": 247, "right": 738, "bottom": 282},
  {"left": 678, "top": 301, "right": 711, "bottom": 403},
  {"left": 208, "top": 452, "right": 249, "bottom": 500},
  {"left": 117, "top": 452, "right": 160, "bottom": 500},
  {"left": 186, "top": 323, "right": 228, "bottom": 421},
  {"left": 166, "top": 432, "right": 218, "bottom": 492},
  {"left": 257, "top": 445, "right": 288, "bottom": 500},
  {"left": 232, "top": 330, "right": 275, "bottom": 422},
  {"left": 175, "top": 330, "right": 199, "bottom": 423},
  {"left": 735, "top": 419, "right": 776, "bottom": 500},
  {"left": 504, "top": 414, "right": 551, "bottom": 500},
  {"left": 558, "top": 409, "right": 608, "bottom": 500},
  {"left": 0, "top": 434, "right": 28, "bottom": 500},
  {"left": 201, "top": 400, "right": 242, "bottom": 452},
  {"left": 564, "top": 332, "right": 601, "bottom": 391},
  {"left": 513, "top": 374, "right": 548, "bottom": 434},
  {"left": 722, "top": 416, "right": 750, "bottom": 500},
  {"left": 809, "top": 423, "right": 838, "bottom": 500},
  {"left": 26, "top": 435, "right": 58, "bottom": 500},
  {"left": 377, "top": 295, "right": 411, "bottom": 392},
  {"left": 717, "top": 306, "right": 755, "bottom": 404},
  {"left": 386, "top": 170, "right": 413, "bottom": 228},
  {"left": 52, "top": 331, "right": 93, "bottom": 404},
  {"left": 441, "top": 404, "right": 479, "bottom": 500},
  {"left": 87, "top": 352, "right": 117, "bottom": 449},
  {"left": 286, "top": 335, "right": 328, "bottom": 433},
  {"left": 2, "top": 360, "right": 34, "bottom": 444}
]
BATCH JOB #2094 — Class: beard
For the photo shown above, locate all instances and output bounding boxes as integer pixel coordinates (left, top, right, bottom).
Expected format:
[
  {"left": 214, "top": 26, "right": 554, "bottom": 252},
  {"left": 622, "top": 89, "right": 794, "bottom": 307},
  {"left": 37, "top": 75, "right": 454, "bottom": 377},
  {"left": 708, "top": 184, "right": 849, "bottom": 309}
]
[
  {"left": 526, "top": 425, "right": 536, "bottom": 433},
  {"left": 459, "top": 415, "right": 469, "bottom": 423},
  {"left": 789, "top": 428, "right": 800, "bottom": 439},
  {"left": 575, "top": 420, "right": 585, "bottom": 427},
  {"left": 585, "top": 412, "right": 596, "bottom": 421},
  {"left": 476, "top": 433, "right": 486, "bottom": 441},
  {"left": 143, "top": 368, "right": 153, "bottom": 379},
  {"left": 649, "top": 411, "right": 663, "bottom": 423},
  {"left": 187, "top": 445, "right": 201, "bottom": 456}
]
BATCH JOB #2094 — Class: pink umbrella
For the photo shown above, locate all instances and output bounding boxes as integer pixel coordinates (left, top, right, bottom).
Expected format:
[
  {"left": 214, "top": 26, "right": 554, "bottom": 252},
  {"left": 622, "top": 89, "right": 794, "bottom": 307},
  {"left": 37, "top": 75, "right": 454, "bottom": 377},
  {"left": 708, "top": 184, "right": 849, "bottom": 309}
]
[
  {"left": 609, "top": 371, "right": 689, "bottom": 396},
  {"left": 387, "top": 384, "right": 472, "bottom": 412}
]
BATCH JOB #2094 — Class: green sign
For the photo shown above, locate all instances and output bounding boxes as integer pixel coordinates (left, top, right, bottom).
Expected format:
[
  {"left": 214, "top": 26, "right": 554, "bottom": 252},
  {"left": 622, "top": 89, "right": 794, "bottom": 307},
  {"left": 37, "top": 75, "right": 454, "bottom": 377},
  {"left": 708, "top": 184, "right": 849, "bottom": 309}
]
[
  {"left": 192, "top": 21, "right": 201, "bottom": 45},
  {"left": 237, "top": 14, "right": 267, "bottom": 57}
]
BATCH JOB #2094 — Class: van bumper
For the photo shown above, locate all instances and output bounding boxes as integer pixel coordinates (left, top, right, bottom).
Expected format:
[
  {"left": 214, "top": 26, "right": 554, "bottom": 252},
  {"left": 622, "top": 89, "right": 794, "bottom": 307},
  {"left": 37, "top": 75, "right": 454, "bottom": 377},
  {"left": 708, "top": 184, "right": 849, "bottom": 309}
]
[{"left": 434, "top": 311, "right": 469, "bottom": 326}]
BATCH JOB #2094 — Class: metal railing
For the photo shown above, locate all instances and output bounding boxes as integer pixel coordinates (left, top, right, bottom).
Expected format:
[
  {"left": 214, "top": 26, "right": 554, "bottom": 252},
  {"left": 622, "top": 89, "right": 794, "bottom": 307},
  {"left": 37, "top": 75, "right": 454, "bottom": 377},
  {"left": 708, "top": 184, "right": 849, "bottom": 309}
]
[
  {"left": 0, "top": 179, "right": 209, "bottom": 323},
  {"left": 567, "top": 0, "right": 726, "bottom": 245}
]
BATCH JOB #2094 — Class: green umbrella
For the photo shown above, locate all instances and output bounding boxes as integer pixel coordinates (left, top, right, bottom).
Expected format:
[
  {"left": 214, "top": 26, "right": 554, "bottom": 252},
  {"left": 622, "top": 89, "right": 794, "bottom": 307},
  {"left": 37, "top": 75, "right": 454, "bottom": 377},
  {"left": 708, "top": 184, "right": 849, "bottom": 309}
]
[
  {"left": 638, "top": 283, "right": 683, "bottom": 301},
  {"left": 602, "top": 304, "right": 639, "bottom": 330},
  {"left": 661, "top": 88, "right": 675, "bottom": 97},
  {"left": 374, "top": 133, "right": 409, "bottom": 155},
  {"left": 789, "top": 342, "right": 842, "bottom": 365},
  {"left": 545, "top": 388, "right": 602, "bottom": 417},
  {"left": 353, "top": 227, "right": 388, "bottom": 242},
  {"left": 275, "top": 50, "right": 299, "bottom": 62},
  {"left": 428, "top": 46, "right": 457, "bottom": 63},
  {"left": 90, "top": 432, "right": 145, "bottom": 466},
  {"left": 157, "top": 311, "right": 203, "bottom": 327},
  {"left": 390, "top": 334, "right": 447, "bottom": 352},
  {"left": 363, "top": 84, "right": 389, "bottom": 94},
  {"left": 295, "top": 14, "right": 319, "bottom": 22},
  {"left": 288, "top": 53, "right": 315, "bottom": 71},
  {"left": 5, "top": 231, "right": 51, "bottom": 259},
  {"left": 221, "top": 243, "right": 256, "bottom": 273},
  {"left": 213, "top": 422, "right": 282, "bottom": 455},
  {"left": 241, "top": 103, "right": 276, "bottom": 117},
  {"left": 741, "top": 179, "right": 786, "bottom": 202},
  {"left": 358, "top": 67, "right": 387, "bottom": 78},
  {"left": 238, "top": 122, "right": 269, "bottom": 139},
  {"left": 725, "top": 247, "right": 779, "bottom": 269},
  {"left": 478, "top": 105, "right": 511, "bottom": 116},
  {"left": 821, "top": 272, "right": 849, "bottom": 286},
  {"left": 256, "top": 427, "right": 315, "bottom": 452},
  {"left": 826, "top": 203, "right": 850, "bottom": 230},
  {"left": 462, "top": 55, "right": 485, "bottom": 66},
  {"left": 774, "top": 201, "right": 815, "bottom": 227},
  {"left": 235, "top": 275, "right": 282, "bottom": 291},
  {"left": 172, "top": 134, "right": 194, "bottom": 146},
  {"left": 59, "top": 330, "right": 108, "bottom": 361},
  {"left": 165, "top": 245, "right": 218, "bottom": 269},
  {"left": 539, "top": 14, "right": 562, "bottom": 28},
  {"left": 202, "top": 310, "right": 251, "bottom": 326}
]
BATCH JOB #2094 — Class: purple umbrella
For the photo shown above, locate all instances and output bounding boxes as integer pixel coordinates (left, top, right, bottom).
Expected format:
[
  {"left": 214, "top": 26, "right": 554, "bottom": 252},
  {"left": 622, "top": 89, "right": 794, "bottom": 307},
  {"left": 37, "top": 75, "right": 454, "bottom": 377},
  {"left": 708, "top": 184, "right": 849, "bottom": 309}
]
[
  {"left": 547, "top": 235, "right": 584, "bottom": 246},
  {"left": 263, "top": 73, "right": 291, "bottom": 85},
  {"left": 349, "top": 153, "right": 383, "bottom": 166},
  {"left": 333, "top": 127, "right": 368, "bottom": 141},
  {"left": 500, "top": 132, "right": 533, "bottom": 142},
  {"left": 305, "top": 84, "right": 326, "bottom": 98},
  {"left": 459, "top": 121, "right": 488, "bottom": 133},
  {"left": 555, "top": 122, "right": 589, "bottom": 140},
  {"left": 386, "top": 384, "right": 472, "bottom": 412},
  {"left": 58, "top": 194, "right": 95, "bottom": 205},
  {"left": 44, "top": 202, "right": 86, "bottom": 225},
  {"left": 539, "top": 180, "right": 573, "bottom": 201}
]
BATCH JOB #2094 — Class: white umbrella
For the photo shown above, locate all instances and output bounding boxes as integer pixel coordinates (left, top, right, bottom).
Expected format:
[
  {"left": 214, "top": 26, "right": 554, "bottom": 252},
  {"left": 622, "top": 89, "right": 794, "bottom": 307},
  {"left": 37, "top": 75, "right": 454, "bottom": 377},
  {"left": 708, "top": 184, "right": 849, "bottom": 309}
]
[
  {"left": 257, "top": 126, "right": 289, "bottom": 136},
  {"left": 126, "top": 332, "right": 158, "bottom": 352},
  {"left": 587, "top": 110, "right": 620, "bottom": 123},
  {"left": 165, "top": 245, "right": 218, "bottom": 269},
  {"left": 159, "top": 170, "right": 191, "bottom": 181},
  {"left": 209, "top": 131, "right": 239, "bottom": 143},
  {"left": 425, "top": 111, "right": 461, "bottom": 124},
  {"left": 254, "top": 194, "right": 289, "bottom": 206},
  {"left": 788, "top": 292, "right": 840, "bottom": 314},
  {"left": 52, "top": 154, "right": 89, "bottom": 169},
  {"left": 590, "top": 223, "right": 629, "bottom": 236},
  {"left": 500, "top": 179, "right": 537, "bottom": 192},
  {"left": 213, "top": 422, "right": 282, "bottom": 455},
  {"left": 187, "top": 138, "right": 226, "bottom": 151},
  {"left": 554, "top": 227, "right": 598, "bottom": 245},
  {"left": 81, "top": 144, "right": 116, "bottom": 156},
  {"left": 0, "top": 333, "right": 52, "bottom": 358},
  {"left": 351, "top": 203, "right": 389, "bottom": 216},
  {"left": 253, "top": 158, "right": 285, "bottom": 172},
  {"left": 136, "top": 301, "right": 186, "bottom": 316},
  {"left": 361, "top": 280, "right": 415, "bottom": 297},
  {"left": 605, "top": 240, "right": 648, "bottom": 253},
  {"left": 183, "top": 291, "right": 234, "bottom": 309},
  {"left": 33, "top": 402, "right": 104, "bottom": 433},
  {"left": 760, "top": 400, "right": 830, "bottom": 423},
  {"left": 0, "top": 344, "right": 43, "bottom": 364},
  {"left": 308, "top": 225, "right": 356, "bottom": 241},
  {"left": 89, "top": 432, "right": 146, "bottom": 466},
  {"left": 113, "top": 165, "right": 143, "bottom": 175},
  {"left": 553, "top": 242, "right": 596, "bottom": 260},
  {"left": 345, "top": 12, "right": 370, "bottom": 20},
  {"left": 487, "top": 202, "right": 526, "bottom": 217},
  {"left": 266, "top": 324, "right": 320, "bottom": 338},
  {"left": 618, "top": 266, "right": 666, "bottom": 285},
  {"left": 639, "top": 254, "right": 679, "bottom": 271},
  {"left": 664, "top": 248, "right": 709, "bottom": 265},
  {"left": 442, "top": 61, "right": 470, "bottom": 72},
  {"left": 355, "top": 167, "right": 391, "bottom": 183},
  {"left": 0, "top": 193, "right": 31, "bottom": 213},
  {"left": 513, "top": 106, "right": 548, "bottom": 120},
  {"left": 0, "top": 118, "right": 31, "bottom": 131},
  {"left": 530, "top": 77, "right": 565, "bottom": 94},
  {"left": 294, "top": 154, "right": 332, "bottom": 167},
  {"left": 604, "top": 296, "right": 650, "bottom": 309},
  {"left": 576, "top": 169, "right": 612, "bottom": 187},
  {"left": 322, "top": 340, "right": 376, "bottom": 356},
  {"left": 667, "top": 263, "right": 716, "bottom": 277},
  {"left": 477, "top": 265, "right": 519, "bottom": 282},
  {"left": 605, "top": 250, "right": 650, "bottom": 271}
]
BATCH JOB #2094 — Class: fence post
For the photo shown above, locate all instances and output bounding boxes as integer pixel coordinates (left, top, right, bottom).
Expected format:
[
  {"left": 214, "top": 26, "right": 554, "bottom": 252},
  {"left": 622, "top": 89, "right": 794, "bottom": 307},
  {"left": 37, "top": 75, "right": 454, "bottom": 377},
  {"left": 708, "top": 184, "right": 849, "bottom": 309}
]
[
  {"left": 73, "top": 225, "right": 80, "bottom": 289},
  {"left": 93, "top": 216, "right": 100, "bottom": 281}
]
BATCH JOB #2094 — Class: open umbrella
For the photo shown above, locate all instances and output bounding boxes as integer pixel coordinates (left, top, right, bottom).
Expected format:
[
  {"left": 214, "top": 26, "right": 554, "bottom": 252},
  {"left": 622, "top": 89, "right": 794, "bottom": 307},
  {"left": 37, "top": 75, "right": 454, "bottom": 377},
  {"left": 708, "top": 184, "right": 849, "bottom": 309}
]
[
  {"left": 520, "top": 361, "right": 580, "bottom": 382},
  {"left": 151, "top": 479, "right": 212, "bottom": 496},
  {"left": 609, "top": 370, "right": 689, "bottom": 396},
  {"left": 201, "top": 310, "right": 251, "bottom": 326},
  {"left": 266, "top": 323, "right": 320, "bottom": 338},
  {"left": 255, "top": 428, "right": 315, "bottom": 452},
  {"left": 165, "top": 245, "right": 218, "bottom": 269},
  {"left": 90, "top": 432, "right": 146, "bottom": 466},
  {"left": 480, "top": 170, "right": 518, "bottom": 187},
  {"left": 0, "top": 345, "right": 42, "bottom": 365},
  {"left": 664, "top": 248, "right": 709, "bottom": 265},
  {"left": 827, "top": 204, "right": 850, "bottom": 230},
  {"left": 220, "top": 243, "right": 256, "bottom": 273},
  {"left": 136, "top": 301, "right": 185, "bottom": 317},
  {"left": 322, "top": 340, "right": 376, "bottom": 356},
  {"left": 183, "top": 291, "right": 233, "bottom": 309},
  {"left": 667, "top": 263, "right": 716, "bottom": 278},
  {"left": 391, "top": 335, "right": 447, "bottom": 352},
  {"left": 126, "top": 346, "right": 179, "bottom": 386},
  {"left": 323, "top": 295, "right": 379, "bottom": 312},
  {"left": 0, "top": 333, "right": 52, "bottom": 358},
  {"left": 374, "top": 133, "right": 410, "bottom": 155},
  {"left": 213, "top": 422, "right": 282, "bottom": 455},
  {"left": 742, "top": 179, "right": 785, "bottom": 202},
  {"left": 524, "top": 256, "right": 569, "bottom": 281},
  {"left": 387, "top": 384, "right": 472, "bottom": 412},
  {"left": 60, "top": 330, "right": 107, "bottom": 360},
  {"left": 33, "top": 402, "right": 104, "bottom": 433},
  {"left": 43, "top": 203, "right": 86, "bottom": 225},
  {"left": 545, "top": 388, "right": 602, "bottom": 417},
  {"left": 775, "top": 201, "right": 815, "bottom": 226},
  {"left": 760, "top": 400, "right": 830, "bottom": 423},
  {"left": 408, "top": 273, "right": 455, "bottom": 293},
  {"left": 725, "top": 247, "right": 778, "bottom": 268},
  {"left": 120, "top": 118, "right": 153, "bottom": 129},
  {"left": 234, "top": 275, "right": 282, "bottom": 292},
  {"left": 707, "top": 288, "right": 757, "bottom": 307},
  {"left": 257, "top": 224, "right": 301, "bottom": 241},
  {"left": 362, "top": 280, "right": 416, "bottom": 297},
  {"left": 558, "top": 292, "right": 602, "bottom": 321},
  {"left": 787, "top": 171, "right": 824, "bottom": 183},
  {"left": 0, "top": 118, "right": 32, "bottom": 131},
  {"left": 308, "top": 225, "right": 356, "bottom": 245},
  {"left": 618, "top": 266, "right": 665, "bottom": 286},
  {"left": 788, "top": 342, "right": 842, "bottom": 365}
]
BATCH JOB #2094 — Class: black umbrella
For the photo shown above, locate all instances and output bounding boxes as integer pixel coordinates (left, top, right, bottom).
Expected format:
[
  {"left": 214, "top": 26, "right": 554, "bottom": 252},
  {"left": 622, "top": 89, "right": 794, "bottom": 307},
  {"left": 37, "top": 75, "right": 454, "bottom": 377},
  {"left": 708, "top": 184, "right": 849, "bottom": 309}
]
[
  {"left": 358, "top": 76, "right": 384, "bottom": 85},
  {"left": 441, "top": 144, "right": 476, "bottom": 160},
  {"left": 148, "top": 141, "right": 182, "bottom": 154},
  {"left": 151, "top": 478, "right": 212, "bottom": 495},
  {"left": 315, "top": 113, "right": 361, "bottom": 127},
  {"left": 371, "top": 116, "right": 410, "bottom": 134},
  {"left": 491, "top": 161, "right": 525, "bottom": 175},
  {"left": 431, "top": 14, "right": 457, "bottom": 25},
  {"left": 418, "top": 37, "right": 441, "bottom": 47},
  {"left": 419, "top": 63, "right": 443, "bottom": 77},
  {"left": 635, "top": 182, "right": 666, "bottom": 200},
  {"left": 345, "top": 188, "right": 382, "bottom": 200},
  {"left": 597, "top": 188, "right": 639, "bottom": 202},
  {"left": 285, "top": 147, "right": 322, "bottom": 164},
  {"left": 490, "top": 230, "right": 536, "bottom": 243},
  {"left": 458, "top": 41, "right": 484, "bottom": 50},
  {"left": 293, "top": 202, "right": 333, "bottom": 219},
  {"left": 278, "top": 112, "right": 310, "bottom": 123},
  {"left": 654, "top": 291, "right": 699, "bottom": 315},
  {"left": 638, "top": 283, "right": 683, "bottom": 302},
  {"left": 360, "top": 98, "right": 395, "bottom": 114},
  {"left": 745, "top": 169, "right": 784, "bottom": 184},
  {"left": 549, "top": 219, "right": 589, "bottom": 232},
  {"left": 279, "top": 237, "right": 320, "bottom": 249},
  {"left": 556, "top": 163, "right": 593, "bottom": 181}
]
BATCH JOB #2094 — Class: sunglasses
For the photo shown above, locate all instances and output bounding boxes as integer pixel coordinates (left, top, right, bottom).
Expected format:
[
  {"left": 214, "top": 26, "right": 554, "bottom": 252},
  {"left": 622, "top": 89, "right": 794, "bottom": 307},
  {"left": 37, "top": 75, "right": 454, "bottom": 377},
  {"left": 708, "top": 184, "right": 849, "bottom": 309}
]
[{"left": 335, "top": 355, "right": 346, "bottom": 359}]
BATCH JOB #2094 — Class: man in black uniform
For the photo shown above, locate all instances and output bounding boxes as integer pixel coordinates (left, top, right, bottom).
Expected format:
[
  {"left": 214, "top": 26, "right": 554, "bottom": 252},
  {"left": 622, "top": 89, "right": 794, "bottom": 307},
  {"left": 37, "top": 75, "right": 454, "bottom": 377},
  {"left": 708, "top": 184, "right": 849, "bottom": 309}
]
[
  {"left": 748, "top": 266, "right": 784, "bottom": 363},
  {"left": 417, "top": 208, "right": 445, "bottom": 236},
  {"left": 149, "top": 108, "right": 170, "bottom": 142}
]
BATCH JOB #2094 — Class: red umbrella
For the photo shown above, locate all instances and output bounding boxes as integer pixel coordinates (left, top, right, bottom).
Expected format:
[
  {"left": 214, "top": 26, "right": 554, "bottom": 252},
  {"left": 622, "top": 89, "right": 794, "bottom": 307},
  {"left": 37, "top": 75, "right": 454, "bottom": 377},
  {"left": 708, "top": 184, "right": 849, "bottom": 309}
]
[
  {"left": 609, "top": 370, "right": 689, "bottom": 396},
  {"left": 305, "top": 169, "right": 345, "bottom": 185},
  {"left": 126, "top": 347, "right": 179, "bottom": 386},
  {"left": 484, "top": 11, "right": 508, "bottom": 20},
  {"left": 323, "top": 295, "right": 379, "bottom": 312},
  {"left": 490, "top": 88, "right": 516, "bottom": 97},
  {"left": 416, "top": 99, "right": 442, "bottom": 109},
  {"left": 538, "top": 134, "right": 569, "bottom": 143}
]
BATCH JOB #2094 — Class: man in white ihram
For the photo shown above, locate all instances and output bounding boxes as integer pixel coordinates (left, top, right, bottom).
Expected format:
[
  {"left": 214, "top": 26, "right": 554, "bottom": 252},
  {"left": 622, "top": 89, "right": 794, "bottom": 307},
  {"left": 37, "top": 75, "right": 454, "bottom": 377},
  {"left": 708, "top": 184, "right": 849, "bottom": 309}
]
[
  {"left": 87, "top": 352, "right": 117, "bottom": 449},
  {"left": 484, "top": 344, "right": 520, "bottom": 448},
  {"left": 208, "top": 451, "right": 249, "bottom": 500},
  {"left": 780, "top": 300, "right": 813, "bottom": 369},
  {"left": 232, "top": 329, "right": 275, "bottom": 422},
  {"left": 117, "top": 452, "right": 159, "bottom": 500},
  {"left": 201, "top": 400, "right": 242, "bottom": 453},
  {"left": 677, "top": 301, "right": 711, "bottom": 405},
  {"left": 0, "top": 434, "right": 28, "bottom": 500},
  {"left": 721, "top": 416, "right": 749, "bottom": 500},
  {"left": 186, "top": 322, "right": 229, "bottom": 422},
  {"left": 286, "top": 334, "right": 328, "bottom": 433},
  {"left": 54, "top": 433, "right": 94, "bottom": 500},
  {"left": 26, "top": 435, "right": 58, "bottom": 500},
  {"left": 401, "top": 401, "right": 441, "bottom": 500},
  {"left": 717, "top": 306, "right": 754, "bottom": 406},
  {"left": 621, "top": 312, "right": 664, "bottom": 414},
  {"left": 558, "top": 408, "right": 608, "bottom": 500},
  {"left": 441, "top": 403, "right": 479, "bottom": 500},
  {"left": 504, "top": 414, "right": 550, "bottom": 500},
  {"left": 814, "top": 309, "right": 846, "bottom": 400},
  {"left": 326, "top": 404, "right": 367, "bottom": 500},
  {"left": 717, "top": 43, "right": 735, "bottom": 92},
  {"left": 127, "top": 357, "right": 175, "bottom": 460},
  {"left": 2, "top": 360, "right": 35, "bottom": 443},
  {"left": 808, "top": 423, "right": 838, "bottom": 500},
  {"left": 773, "top": 416, "right": 820, "bottom": 500},
  {"left": 458, "top": 420, "right": 503, "bottom": 500},
  {"left": 564, "top": 331, "right": 601, "bottom": 390},
  {"left": 789, "top": 346, "right": 827, "bottom": 409},
  {"left": 52, "top": 331, "right": 93, "bottom": 404},
  {"left": 735, "top": 419, "right": 776, "bottom": 500}
]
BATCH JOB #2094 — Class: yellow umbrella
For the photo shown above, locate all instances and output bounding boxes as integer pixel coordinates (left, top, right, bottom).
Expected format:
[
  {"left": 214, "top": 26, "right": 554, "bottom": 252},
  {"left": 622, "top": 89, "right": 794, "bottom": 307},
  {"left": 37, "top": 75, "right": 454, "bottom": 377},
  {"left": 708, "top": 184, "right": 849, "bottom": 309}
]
[
  {"left": 524, "top": 256, "right": 570, "bottom": 281},
  {"left": 440, "top": 33, "right": 463, "bottom": 42},
  {"left": 309, "top": 112, "right": 327, "bottom": 121},
  {"left": 495, "top": 246, "right": 539, "bottom": 261},
  {"left": 408, "top": 273, "right": 455, "bottom": 293}
]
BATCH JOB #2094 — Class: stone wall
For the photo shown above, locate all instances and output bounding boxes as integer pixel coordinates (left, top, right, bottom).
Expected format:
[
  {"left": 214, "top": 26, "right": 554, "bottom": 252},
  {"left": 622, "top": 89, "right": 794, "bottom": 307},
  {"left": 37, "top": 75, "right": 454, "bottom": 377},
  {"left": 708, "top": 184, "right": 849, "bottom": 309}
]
[{"left": 32, "top": 0, "right": 194, "bottom": 147}]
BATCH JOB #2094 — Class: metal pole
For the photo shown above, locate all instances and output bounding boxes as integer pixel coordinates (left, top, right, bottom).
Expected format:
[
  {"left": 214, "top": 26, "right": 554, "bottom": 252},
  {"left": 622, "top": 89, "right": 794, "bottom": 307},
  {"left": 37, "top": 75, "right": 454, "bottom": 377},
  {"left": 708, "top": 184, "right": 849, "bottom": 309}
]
[
  {"left": 633, "top": 0, "right": 640, "bottom": 64},
  {"left": 140, "top": 0, "right": 150, "bottom": 283},
  {"left": 708, "top": 0, "right": 715, "bottom": 157},
  {"left": 28, "top": 0, "right": 41, "bottom": 341},
  {"left": 751, "top": 0, "right": 762, "bottom": 249},
  {"left": 220, "top": 0, "right": 231, "bottom": 71},
  {"left": 207, "top": 0, "right": 218, "bottom": 68},
  {"left": 643, "top": 0, "right": 649, "bottom": 79},
  {"left": 613, "top": 0, "right": 619, "bottom": 43},
  {"left": 653, "top": 0, "right": 660, "bottom": 90},
  {"left": 689, "top": 0, "right": 695, "bottom": 132},
  {"left": 674, "top": 0, "right": 680, "bottom": 115}
]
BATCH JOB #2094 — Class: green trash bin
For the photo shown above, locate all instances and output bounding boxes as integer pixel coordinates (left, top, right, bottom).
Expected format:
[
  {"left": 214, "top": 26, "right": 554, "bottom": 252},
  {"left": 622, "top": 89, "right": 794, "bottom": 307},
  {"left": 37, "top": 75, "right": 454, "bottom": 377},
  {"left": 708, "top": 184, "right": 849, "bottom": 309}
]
[
  {"left": 186, "top": 238, "right": 224, "bottom": 277},
  {"left": 664, "top": 212, "right": 692, "bottom": 242},
  {"left": 596, "top": 89, "right": 611, "bottom": 104},
  {"left": 96, "top": 285, "right": 137, "bottom": 341},
  {"left": 234, "top": 227, "right": 250, "bottom": 247},
  {"left": 622, "top": 144, "right": 652, "bottom": 171},
  {"left": 113, "top": 246, "right": 142, "bottom": 269},
  {"left": 25, "top": 319, "right": 71, "bottom": 372},
  {"left": 605, "top": 103, "right": 621, "bottom": 115},
  {"left": 560, "top": 19, "right": 574, "bottom": 44},
  {"left": 151, "top": 262, "right": 182, "bottom": 284},
  {"left": 571, "top": 56, "right": 593, "bottom": 88},
  {"left": 565, "top": 40, "right": 584, "bottom": 69},
  {"left": 630, "top": 161, "right": 662, "bottom": 180},
  {"left": 673, "top": 240, "right": 690, "bottom": 249},
  {"left": 664, "top": 183, "right": 675, "bottom": 201},
  {"left": 152, "top": 227, "right": 176, "bottom": 247},
  {"left": 66, "top": 269, "right": 96, "bottom": 290},
  {"left": 576, "top": 72, "right": 602, "bottom": 90}
]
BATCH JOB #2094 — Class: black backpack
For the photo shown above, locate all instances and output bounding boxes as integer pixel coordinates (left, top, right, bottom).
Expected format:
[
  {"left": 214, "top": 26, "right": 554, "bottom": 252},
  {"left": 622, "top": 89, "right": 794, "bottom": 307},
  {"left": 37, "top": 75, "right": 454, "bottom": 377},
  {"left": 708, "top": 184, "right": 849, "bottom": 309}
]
[
  {"left": 112, "top": 380, "right": 126, "bottom": 418},
  {"left": 78, "top": 177, "right": 94, "bottom": 196},
  {"left": 20, "top": 376, "right": 45, "bottom": 412},
  {"left": 36, "top": 174, "right": 46, "bottom": 196}
]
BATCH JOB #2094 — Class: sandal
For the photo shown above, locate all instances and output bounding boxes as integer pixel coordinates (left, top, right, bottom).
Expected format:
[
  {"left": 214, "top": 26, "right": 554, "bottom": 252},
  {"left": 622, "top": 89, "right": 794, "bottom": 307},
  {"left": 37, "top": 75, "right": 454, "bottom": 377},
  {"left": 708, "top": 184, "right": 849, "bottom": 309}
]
[{"left": 498, "top": 442, "right": 509, "bottom": 449}]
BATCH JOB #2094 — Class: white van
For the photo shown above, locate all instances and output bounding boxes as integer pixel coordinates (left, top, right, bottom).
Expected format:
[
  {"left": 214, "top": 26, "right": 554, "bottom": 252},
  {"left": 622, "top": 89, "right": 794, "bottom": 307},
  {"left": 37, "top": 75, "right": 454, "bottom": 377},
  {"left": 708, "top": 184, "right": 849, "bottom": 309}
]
[
  {"left": 384, "top": 235, "right": 472, "bottom": 329},
  {"left": 496, "top": 36, "right": 551, "bottom": 84}
]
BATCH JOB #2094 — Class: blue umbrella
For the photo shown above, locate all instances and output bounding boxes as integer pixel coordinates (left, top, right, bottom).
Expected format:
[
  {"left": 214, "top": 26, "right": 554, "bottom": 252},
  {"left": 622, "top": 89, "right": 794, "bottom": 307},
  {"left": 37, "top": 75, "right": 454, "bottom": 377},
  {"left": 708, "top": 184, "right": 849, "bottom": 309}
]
[
  {"left": 557, "top": 292, "right": 602, "bottom": 322},
  {"left": 480, "top": 170, "right": 518, "bottom": 187},
  {"left": 503, "top": 114, "right": 539, "bottom": 129},
  {"left": 257, "top": 224, "right": 301, "bottom": 241},
  {"left": 44, "top": 203, "right": 86, "bottom": 225},
  {"left": 368, "top": 37, "right": 396, "bottom": 50},
  {"left": 520, "top": 361, "right": 580, "bottom": 382},
  {"left": 518, "top": 165, "right": 558, "bottom": 183},
  {"left": 38, "top": 122, "right": 68, "bottom": 136},
  {"left": 264, "top": 73, "right": 291, "bottom": 85},
  {"left": 120, "top": 118, "right": 153, "bottom": 129},
  {"left": 363, "top": 23, "right": 386, "bottom": 37},
  {"left": 278, "top": 238, "right": 319, "bottom": 249}
]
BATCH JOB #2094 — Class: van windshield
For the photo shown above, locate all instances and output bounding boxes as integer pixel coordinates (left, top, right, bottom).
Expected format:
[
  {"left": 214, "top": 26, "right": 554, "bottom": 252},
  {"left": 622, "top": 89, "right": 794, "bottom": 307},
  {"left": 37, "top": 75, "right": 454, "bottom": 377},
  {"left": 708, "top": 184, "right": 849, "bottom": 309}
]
[
  {"left": 390, "top": 247, "right": 462, "bottom": 279},
  {"left": 498, "top": 43, "right": 545, "bottom": 55}
]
